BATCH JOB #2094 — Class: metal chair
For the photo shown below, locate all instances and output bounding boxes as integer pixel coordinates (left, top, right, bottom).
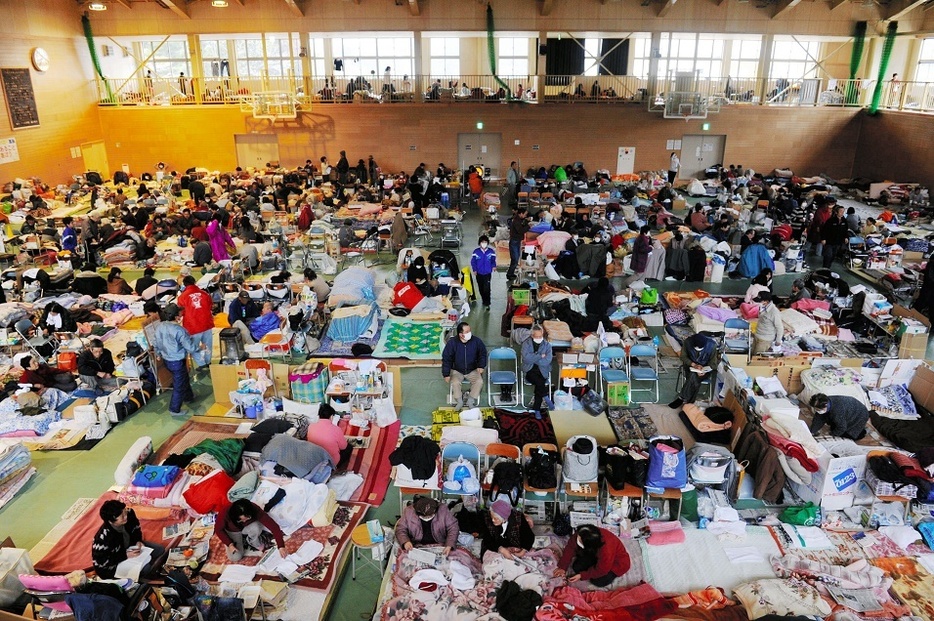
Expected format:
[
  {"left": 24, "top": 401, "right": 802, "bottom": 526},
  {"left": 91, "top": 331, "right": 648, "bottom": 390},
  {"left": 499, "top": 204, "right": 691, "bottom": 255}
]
[
  {"left": 723, "top": 318, "right": 751, "bottom": 360},
  {"left": 522, "top": 442, "right": 560, "bottom": 521},
  {"left": 628, "top": 343, "right": 659, "bottom": 403},
  {"left": 409, "top": 215, "right": 434, "bottom": 247},
  {"left": 14, "top": 318, "right": 56, "bottom": 365},
  {"left": 481, "top": 442, "right": 522, "bottom": 506},
  {"left": 598, "top": 346, "right": 629, "bottom": 396},
  {"left": 441, "top": 441, "right": 482, "bottom": 504},
  {"left": 487, "top": 346, "right": 520, "bottom": 407}
]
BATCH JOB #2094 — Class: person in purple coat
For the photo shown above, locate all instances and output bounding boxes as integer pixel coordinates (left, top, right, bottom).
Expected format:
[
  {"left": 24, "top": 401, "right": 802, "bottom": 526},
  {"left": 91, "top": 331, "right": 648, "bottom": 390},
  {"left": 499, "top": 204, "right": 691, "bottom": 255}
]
[
  {"left": 394, "top": 496, "right": 459, "bottom": 557},
  {"left": 206, "top": 213, "right": 236, "bottom": 262}
]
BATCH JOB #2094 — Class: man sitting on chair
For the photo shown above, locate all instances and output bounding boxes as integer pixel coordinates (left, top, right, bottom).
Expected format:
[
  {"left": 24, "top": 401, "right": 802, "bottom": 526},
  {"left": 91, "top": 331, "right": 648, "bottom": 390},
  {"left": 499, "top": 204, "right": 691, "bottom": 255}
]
[
  {"left": 668, "top": 332, "right": 719, "bottom": 410},
  {"left": 228, "top": 291, "right": 262, "bottom": 345},
  {"left": 248, "top": 302, "right": 282, "bottom": 343},
  {"left": 441, "top": 321, "right": 487, "bottom": 409}
]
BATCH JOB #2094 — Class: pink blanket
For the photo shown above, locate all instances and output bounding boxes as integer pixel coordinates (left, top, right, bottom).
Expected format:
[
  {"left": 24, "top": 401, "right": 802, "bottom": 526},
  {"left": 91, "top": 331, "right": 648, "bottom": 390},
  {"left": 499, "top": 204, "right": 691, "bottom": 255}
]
[
  {"left": 648, "top": 520, "right": 686, "bottom": 546},
  {"left": 696, "top": 304, "right": 737, "bottom": 323},
  {"left": 792, "top": 298, "right": 831, "bottom": 312}
]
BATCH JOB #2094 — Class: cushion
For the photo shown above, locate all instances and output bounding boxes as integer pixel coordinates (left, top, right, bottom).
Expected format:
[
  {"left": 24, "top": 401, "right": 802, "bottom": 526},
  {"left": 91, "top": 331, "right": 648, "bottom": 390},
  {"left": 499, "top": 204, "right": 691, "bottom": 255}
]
[
  {"left": 18, "top": 574, "right": 73, "bottom": 592},
  {"left": 227, "top": 471, "right": 259, "bottom": 502},
  {"left": 733, "top": 579, "right": 832, "bottom": 619},
  {"left": 114, "top": 437, "right": 153, "bottom": 486}
]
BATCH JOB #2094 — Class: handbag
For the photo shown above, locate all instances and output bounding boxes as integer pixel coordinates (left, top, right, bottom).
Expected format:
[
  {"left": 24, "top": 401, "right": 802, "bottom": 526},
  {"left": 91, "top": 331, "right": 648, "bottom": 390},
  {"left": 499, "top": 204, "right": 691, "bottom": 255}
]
[
  {"left": 640, "top": 287, "right": 658, "bottom": 305},
  {"left": 563, "top": 435, "right": 598, "bottom": 482},
  {"left": 289, "top": 363, "right": 329, "bottom": 404}
]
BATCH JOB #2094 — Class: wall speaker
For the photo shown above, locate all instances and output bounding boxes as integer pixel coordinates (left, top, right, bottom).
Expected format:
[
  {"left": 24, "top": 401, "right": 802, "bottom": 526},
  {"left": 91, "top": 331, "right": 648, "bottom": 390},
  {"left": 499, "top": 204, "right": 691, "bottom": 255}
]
[{"left": 539, "top": 44, "right": 547, "bottom": 56}]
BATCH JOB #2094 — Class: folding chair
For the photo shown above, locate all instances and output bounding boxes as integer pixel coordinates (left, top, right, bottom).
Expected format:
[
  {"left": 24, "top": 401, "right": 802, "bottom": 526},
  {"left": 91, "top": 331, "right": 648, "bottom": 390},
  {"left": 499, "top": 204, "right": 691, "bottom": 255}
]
[
  {"left": 441, "top": 441, "right": 482, "bottom": 504},
  {"left": 522, "top": 443, "right": 560, "bottom": 522},
  {"left": 628, "top": 343, "right": 659, "bottom": 403},
  {"left": 14, "top": 319, "right": 56, "bottom": 365},
  {"left": 487, "top": 347, "right": 520, "bottom": 407},
  {"left": 448, "top": 375, "right": 482, "bottom": 407},
  {"left": 723, "top": 318, "right": 751, "bottom": 361},
  {"left": 482, "top": 442, "right": 522, "bottom": 506},
  {"left": 847, "top": 236, "right": 868, "bottom": 268},
  {"left": 245, "top": 358, "right": 277, "bottom": 398},
  {"left": 409, "top": 215, "right": 434, "bottom": 247},
  {"left": 598, "top": 346, "right": 629, "bottom": 396}
]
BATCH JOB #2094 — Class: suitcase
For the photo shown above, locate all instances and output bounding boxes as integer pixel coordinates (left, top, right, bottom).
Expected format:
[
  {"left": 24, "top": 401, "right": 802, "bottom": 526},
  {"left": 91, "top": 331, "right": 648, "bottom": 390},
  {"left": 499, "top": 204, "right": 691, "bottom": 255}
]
[{"left": 580, "top": 388, "right": 608, "bottom": 416}]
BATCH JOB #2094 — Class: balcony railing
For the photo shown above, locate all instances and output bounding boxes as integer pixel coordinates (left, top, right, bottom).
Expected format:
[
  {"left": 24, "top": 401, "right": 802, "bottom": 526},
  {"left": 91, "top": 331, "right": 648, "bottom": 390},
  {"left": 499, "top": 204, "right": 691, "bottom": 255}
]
[{"left": 94, "top": 74, "right": 934, "bottom": 114}]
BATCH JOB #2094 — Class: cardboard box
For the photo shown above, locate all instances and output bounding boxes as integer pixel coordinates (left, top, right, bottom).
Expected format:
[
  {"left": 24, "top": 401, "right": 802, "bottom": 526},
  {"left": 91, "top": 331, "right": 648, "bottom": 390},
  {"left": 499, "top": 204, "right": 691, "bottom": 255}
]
[
  {"left": 893, "top": 304, "right": 931, "bottom": 332},
  {"left": 909, "top": 364, "right": 934, "bottom": 414},
  {"left": 789, "top": 449, "right": 868, "bottom": 510},
  {"left": 899, "top": 333, "right": 929, "bottom": 360}
]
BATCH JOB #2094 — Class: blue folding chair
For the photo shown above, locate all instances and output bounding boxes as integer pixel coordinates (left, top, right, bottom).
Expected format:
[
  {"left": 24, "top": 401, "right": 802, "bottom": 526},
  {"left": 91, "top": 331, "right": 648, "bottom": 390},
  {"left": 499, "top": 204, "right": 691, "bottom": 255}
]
[
  {"left": 628, "top": 344, "right": 659, "bottom": 403},
  {"left": 598, "top": 346, "right": 629, "bottom": 395},
  {"left": 723, "top": 318, "right": 751, "bottom": 361},
  {"left": 488, "top": 347, "right": 520, "bottom": 407},
  {"left": 441, "top": 441, "right": 482, "bottom": 504}
]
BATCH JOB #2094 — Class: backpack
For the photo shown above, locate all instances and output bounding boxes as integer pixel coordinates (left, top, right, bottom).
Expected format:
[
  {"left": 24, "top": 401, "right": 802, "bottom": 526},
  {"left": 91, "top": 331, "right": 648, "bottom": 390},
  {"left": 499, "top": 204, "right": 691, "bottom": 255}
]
[
  {"left": 526, "top": 448, "right": 558, "bottom": 489},
  {"left": 490, "top": 460, "right": 523, "bottom": 506},
  {"left": 868, "top": 454, "right": 919, "bottom": 498}
]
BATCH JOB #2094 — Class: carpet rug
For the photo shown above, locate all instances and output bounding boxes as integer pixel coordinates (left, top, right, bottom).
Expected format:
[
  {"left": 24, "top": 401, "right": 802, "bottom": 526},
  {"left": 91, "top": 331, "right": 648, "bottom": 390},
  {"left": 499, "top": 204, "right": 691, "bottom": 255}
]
[
  {"left": 641, "top": 525, "right": 779, "bottom": 597},
  {"left": 372, "top": 316, "right": 445, "bottom": 360},
  {"left": 200, "top": 501, "right": 366, "bottom": 591},
  {"left": 431, "top": 407, "right": 496, "bottom": 442},
  {"left": 34, "top": 491, "right": 183, "bottom": 574},
  {"left": 494, "top": 408, "right": 558, "bottom": 447},
  {"left": 151, "top": 420, "right": 245, "bottom": 463},
  {"left": 608, "top": 406, "right": 659, "bottom": 442}
]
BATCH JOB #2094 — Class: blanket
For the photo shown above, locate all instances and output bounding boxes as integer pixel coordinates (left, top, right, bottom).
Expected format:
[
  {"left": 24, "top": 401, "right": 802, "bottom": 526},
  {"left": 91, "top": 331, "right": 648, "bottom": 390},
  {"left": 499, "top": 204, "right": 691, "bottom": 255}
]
[
  {"left": 494, "top": 408, "right": 558, "bottom": 447},
  {"left": 608, "top": 406, "right": 659, "bottom": 442},
  {"left": 539, "top": 583, "right": 677, "bottom": 621},
  {"left": 372, "top": 316, "right": 445, "bottom": 360},
  {"left": 779, "top": 308, "right": 820, "bottom": 337},
  {"left": 543, "top": 320, "right": 573, "bottom": 345},
  {"left": 798, "top": 367, "right": 870, "bottom": 411}
]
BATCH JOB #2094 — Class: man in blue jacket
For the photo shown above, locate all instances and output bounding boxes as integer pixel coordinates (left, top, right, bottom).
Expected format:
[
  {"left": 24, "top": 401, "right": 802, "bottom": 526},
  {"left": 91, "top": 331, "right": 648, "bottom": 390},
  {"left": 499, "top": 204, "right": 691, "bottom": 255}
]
[
  {"left": 442, "top": 321, "right": 488, "bottom": 408},
  {"left": 470, "top": 235, "right": 496, "bottom": 310}
]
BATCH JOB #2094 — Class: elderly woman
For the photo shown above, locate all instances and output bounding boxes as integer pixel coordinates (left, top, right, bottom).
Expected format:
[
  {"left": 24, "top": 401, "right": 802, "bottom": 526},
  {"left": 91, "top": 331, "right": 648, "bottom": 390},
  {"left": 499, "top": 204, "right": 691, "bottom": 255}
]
[
  {"left": 521, "top": 324, "right": 554, "bottom": 416},
  {"left": 554, "top": 524, "right": 631, "bottom": 588},
  {"left": 394, "top": 496, "right": 459, "bottom": 557},
  {"left": 479, "top": 498, "right": 534, "bottom": 559}
]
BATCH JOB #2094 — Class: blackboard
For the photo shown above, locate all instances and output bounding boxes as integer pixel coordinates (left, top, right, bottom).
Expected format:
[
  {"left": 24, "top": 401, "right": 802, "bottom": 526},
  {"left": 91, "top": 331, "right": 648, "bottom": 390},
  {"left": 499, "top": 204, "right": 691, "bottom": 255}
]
[{"left": 0, "top": 68, "right": 39, "bottom": 129}]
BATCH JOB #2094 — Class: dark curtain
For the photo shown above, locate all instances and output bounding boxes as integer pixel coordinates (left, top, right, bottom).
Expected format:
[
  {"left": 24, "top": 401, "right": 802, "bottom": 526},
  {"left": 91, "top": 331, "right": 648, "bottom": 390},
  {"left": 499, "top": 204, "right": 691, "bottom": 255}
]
[
  {"left": 545, "top": 38, "right": 584, "bottom": 86},
  {"left": 598, "top": 39, "right": 629, "bottom": 76}
]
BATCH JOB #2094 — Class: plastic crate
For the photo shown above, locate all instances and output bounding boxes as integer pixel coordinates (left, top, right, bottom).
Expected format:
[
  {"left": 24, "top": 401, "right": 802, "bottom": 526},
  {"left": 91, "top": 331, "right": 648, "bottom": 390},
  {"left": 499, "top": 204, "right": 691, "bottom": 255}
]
[
  {"left": 512, "top": 289, "right": 532, "bottom": 306},
  {"left": 606, "top": 382, "right": 631, "bottom": 407}
]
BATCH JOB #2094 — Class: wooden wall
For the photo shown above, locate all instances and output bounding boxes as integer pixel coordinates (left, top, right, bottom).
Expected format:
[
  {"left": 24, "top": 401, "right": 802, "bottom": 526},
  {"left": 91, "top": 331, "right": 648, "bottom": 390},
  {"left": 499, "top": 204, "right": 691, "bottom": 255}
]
[
  {"left": 853, "top": 110, "right": 934, "bottom": 189},
  {"left": 0, "top": 0, "right": 104, "bottom": 183},
  {"left": 97, "top": 103, "right": 863, "bottom": 180}
]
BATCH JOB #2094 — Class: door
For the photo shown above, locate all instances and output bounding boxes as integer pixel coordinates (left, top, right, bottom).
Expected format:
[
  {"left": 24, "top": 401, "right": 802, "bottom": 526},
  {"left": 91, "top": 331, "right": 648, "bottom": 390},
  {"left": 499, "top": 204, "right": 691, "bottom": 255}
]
[
  {"left": 616, "top": 147, "right": 636, "bottom": 175},
  {"left": 457, "top": 133, "right": 502, "bottom": 178},
  {"left": 678, "top": 134, "right": 726, "bottom": 180},
  {"left": 235, "top": 134, "right": 280, "bottom": 169},
  {"left": 81, "top": 141, "right": 109, "bottom": 179}
]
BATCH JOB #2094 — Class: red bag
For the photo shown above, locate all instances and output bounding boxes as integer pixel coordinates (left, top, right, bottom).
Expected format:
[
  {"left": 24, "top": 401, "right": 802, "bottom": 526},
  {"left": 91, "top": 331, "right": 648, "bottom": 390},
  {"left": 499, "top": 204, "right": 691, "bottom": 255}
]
[
  {"left": 393, "top": 281, "right": 424, "bottom": 310},
  {"left": 182, "top": 469, "right": 234, "bottom": 515}
]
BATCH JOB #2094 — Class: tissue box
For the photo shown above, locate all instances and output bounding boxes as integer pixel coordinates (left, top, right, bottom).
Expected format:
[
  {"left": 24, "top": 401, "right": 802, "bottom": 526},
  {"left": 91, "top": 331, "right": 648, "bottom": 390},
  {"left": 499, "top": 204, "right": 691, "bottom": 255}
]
[{"left": 366, "top": 519, "right": 384, "bottom": 543}]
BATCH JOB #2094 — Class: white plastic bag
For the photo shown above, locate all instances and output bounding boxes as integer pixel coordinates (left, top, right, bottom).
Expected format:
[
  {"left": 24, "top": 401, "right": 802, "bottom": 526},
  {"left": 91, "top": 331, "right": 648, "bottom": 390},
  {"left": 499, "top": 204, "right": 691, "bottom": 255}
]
[
  {"left": 373, "top": 397, "right": 397, "bottom": 428},
  {"left": 0, "top": 548, "right": 34, "bottom": 607}
]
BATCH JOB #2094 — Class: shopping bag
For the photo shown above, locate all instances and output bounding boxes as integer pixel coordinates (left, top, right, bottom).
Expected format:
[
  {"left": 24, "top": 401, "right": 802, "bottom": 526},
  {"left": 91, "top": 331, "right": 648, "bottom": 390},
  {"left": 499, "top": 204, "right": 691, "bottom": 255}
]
[{"left": 373, "top": 397, "right": 397, "bottom": 428}]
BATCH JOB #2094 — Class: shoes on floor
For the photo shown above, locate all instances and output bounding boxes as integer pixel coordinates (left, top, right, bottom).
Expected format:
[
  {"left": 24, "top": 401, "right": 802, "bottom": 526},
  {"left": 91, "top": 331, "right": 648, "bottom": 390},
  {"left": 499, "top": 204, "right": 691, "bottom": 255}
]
[
  {"left": 668, "top": 398, "right": 684, "bottom": 409},
  {"left": 532, "top": 410, "right": 542, "bottom": 420},
  {"left": 544, "top": 396, "right": 555, "bottom": 410},
  {"left": 484, "top": 306, "right": 491, "bottom": 311}
]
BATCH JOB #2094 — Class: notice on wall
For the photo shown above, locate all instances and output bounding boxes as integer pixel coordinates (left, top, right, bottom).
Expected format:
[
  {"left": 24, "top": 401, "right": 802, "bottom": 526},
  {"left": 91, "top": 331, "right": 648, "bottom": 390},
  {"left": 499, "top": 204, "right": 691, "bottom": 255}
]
[
  {"left": 0, "top": 138, "right": 19, "bottom": 164},
  {"left": 616, "top": 146, "right": 635, "bottom": 175},
  {"left": 666, "top": 140, "right": 682, "bottom": 150},
  {"left": 0, "top": 68, "right": 39, "bottom": 129}
]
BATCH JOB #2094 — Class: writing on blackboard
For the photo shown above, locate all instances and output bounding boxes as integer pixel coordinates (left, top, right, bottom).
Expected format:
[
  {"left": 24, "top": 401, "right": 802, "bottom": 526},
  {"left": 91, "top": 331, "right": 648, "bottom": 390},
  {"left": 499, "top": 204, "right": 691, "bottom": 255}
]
[{"left": 1, "top": 68, "right": 39, "bottom": 129}]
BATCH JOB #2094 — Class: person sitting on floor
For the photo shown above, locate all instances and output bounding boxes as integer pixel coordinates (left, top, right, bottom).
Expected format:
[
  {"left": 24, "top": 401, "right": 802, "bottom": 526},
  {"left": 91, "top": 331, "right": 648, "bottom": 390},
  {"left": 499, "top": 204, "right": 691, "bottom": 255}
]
[
  {"left": 78, "top": 339, "right": 117, "bottom": 393},
  {"left": 479, "top": 499, "right": 534, "bottom": 559},
  {"left": 40, "top": 302, "right": 78, "bottom": 336},
  {"left": 394, "top": 496, "right": 459, "bottom": 557},
  {"left": 788, "top": 278, "right": 812, "bottom": 305},
  {"left": 302, "top": 268, "right": 331, "bottom": 304},
  {"left": 216, "top": 499, "right": 287, "bottom": 562},
  {"left": 407, "top": 255, "right": 436, "bottom": 297},
  {"left": 92, "top": 500, "right": 165, "bottom": 580},
  {"left": 107, "top": 267, "right": 132, "bottom": 295},
  {"left": 689, "top": 205, "right": 711, "bottom": 233},
  {"left": 306, "top": 402, "right": 352, "bottom": 471},
  {"left": 808, "top": 393, "right": 870, "bottom": 441},
  {"left": 134, "top": 267, "right": 158, "bottom": 297},
  {"left": 668, "top": 332, "right": 720, "bottom": 410},
  {"left": 191, "top": 236, "right": 213, "bottom": 267},
  {"left": 582, "top": 277, "right": 615, "bottom": 322},
  {"left": 554, "top": 524, "right": 631, "bottom": 588},
  {"left": 19, "top": 355, "right": 77, "bottom": 393},
  {"left": 744, "top": 269, "right": 773, "bottom": 304},
  {"left": 228, "top": 291, "right": 262, "bottom": 345}
]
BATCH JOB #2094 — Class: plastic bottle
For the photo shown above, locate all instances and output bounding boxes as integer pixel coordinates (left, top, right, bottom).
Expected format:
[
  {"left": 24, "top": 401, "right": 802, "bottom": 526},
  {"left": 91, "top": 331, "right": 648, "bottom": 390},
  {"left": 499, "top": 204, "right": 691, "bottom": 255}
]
[{"left": 652, "top": 335, "right": 660, "bottom": 348}]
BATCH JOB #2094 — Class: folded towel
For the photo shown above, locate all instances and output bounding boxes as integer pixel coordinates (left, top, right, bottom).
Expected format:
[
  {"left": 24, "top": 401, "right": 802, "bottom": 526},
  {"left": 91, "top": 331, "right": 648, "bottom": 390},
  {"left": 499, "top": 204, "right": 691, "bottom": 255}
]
[
  {"left": 683, "top": 403, "right": 733, "bottom": 433},
  {"left": 648, "top": 520, "right": 686, "bottom": 546}
]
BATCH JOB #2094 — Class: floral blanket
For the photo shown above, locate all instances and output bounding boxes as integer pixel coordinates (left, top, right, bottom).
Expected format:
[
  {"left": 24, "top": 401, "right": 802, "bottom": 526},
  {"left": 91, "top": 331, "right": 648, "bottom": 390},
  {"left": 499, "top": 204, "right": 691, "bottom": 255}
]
[{"left": 380, "top": 548, "right": 562, "bottom": 621}]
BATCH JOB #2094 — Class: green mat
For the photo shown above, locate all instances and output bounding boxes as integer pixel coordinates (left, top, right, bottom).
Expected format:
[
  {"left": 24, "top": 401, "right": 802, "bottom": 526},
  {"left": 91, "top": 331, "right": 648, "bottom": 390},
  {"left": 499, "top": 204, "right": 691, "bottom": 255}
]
[{"left": 372, "top": 316, "right": 445, "bottom": 360}]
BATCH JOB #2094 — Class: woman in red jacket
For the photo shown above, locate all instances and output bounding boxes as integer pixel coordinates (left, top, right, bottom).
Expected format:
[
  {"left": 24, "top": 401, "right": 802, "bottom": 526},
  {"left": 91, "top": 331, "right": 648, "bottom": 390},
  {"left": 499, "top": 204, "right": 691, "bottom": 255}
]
[
  {"left": 216, "top": 499, "right": 287, "bottom": 561},
  {"left": 554, "top": 524, "right": 631, "bottom": 587}
]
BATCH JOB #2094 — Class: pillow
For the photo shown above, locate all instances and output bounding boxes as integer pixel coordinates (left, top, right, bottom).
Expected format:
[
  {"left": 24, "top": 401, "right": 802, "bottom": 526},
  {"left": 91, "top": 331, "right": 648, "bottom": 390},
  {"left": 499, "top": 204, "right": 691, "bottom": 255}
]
[
  {"left": 18, "top": 574, "right": 73, "bottom": 592},
  {"left": 114, "top": 437, "right": 153, "bottom": 486},
  {"left": 733, "top": 579, "right": 832, "bottom": 619},
  {"left": 879, "top": 525, "right": 922, "bottom": 551},
  {"left": 227, "top": 471, "right": 259, "bottom": 502}
]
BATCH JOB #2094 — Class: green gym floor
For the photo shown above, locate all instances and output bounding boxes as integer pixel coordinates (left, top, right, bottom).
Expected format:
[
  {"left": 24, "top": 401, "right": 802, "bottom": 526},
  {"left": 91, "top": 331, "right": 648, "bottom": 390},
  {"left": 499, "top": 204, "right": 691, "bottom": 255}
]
[{"left": 1, "top": 197, "right": 930, "bottom": 621}]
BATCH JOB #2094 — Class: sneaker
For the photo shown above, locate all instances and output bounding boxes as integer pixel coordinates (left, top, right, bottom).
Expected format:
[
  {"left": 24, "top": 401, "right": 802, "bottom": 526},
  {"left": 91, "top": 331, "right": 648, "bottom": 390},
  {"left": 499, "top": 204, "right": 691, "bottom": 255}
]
[
  {"left": 668, "top": 398, "right": 684, "bottom": 409},
  {"left": 484, "top": 306, "right": 491, "bottom": 311},
  {"left": 544, "top": 396, "right": 555, "bottom": 410},
  {"left": 532, "top": 410, "right": 542, "bottom": 420}
]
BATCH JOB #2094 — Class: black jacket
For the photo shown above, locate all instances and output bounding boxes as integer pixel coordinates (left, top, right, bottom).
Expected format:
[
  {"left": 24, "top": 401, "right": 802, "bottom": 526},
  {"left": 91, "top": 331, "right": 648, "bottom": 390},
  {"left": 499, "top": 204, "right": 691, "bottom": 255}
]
[
  {"left": 509, "top": 217, "right": 530, "bottom": 242},
  {"left": 78, "top": 348, "right": 116, "bottom": 378},
  {"left": 821, "top": 215, "right": 849, "bottom": 246},
  {"left": 388, "top": 436, "right": 440, "bottom": 480},
  {"left": 480, "top": 510, "right": 534, "bottom": 557},
  {"left": 92, "top": 509, "right": 143, "bottom": 579}
]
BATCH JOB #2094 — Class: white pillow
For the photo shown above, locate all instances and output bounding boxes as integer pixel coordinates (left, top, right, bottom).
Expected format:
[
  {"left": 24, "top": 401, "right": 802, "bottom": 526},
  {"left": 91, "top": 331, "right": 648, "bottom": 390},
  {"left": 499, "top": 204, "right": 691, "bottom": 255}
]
[
  {"left": 880, "top": 525, "right": 922, "bottom": 551},
  {"left": 114, "top": 436, "right": 153, "bottom": 486}
]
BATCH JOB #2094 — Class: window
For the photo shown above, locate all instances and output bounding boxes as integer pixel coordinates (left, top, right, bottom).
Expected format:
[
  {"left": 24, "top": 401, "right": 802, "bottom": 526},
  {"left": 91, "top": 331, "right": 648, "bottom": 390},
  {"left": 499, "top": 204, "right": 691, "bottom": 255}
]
[
  {"left": 771, "top": 38, "right": 822, "bottom": 80},
  {"left": 729, "top": 37, "right": 761, "bottom": 79},
  {"left": 631, "top": 36, "right": 652, "bottom": 78},
  {"left": 200, "top": 39, "right": 230, "bottom": 79},
  {"left": 917, "top": 38, "right": 934, "bottom": 82},
  {"left": 139, "top": 39, "right": 190, "bottom": 79},
  {"left": 657, "top": 33, "right": 723, "bottom": 80},
  {"left": 583, "top": 39, "right": 601, "bottom": 76},
  {"left": 332, "top": 36, "right": 413, "bottom": 83},
  {"left": 233, "top": 37, "right": 265, "bottom": 78},
  {"left": 308, "top": 37, "right": 326, "bottom": 80},
  {"left": 430, "top": 37, "right": 460, "bottom": 78},
  {"left": 265, "top": 33, "right": 302, "bottom": 78},
  {"left": 498, "top": 37, "right": 529, "bottom": 77}
]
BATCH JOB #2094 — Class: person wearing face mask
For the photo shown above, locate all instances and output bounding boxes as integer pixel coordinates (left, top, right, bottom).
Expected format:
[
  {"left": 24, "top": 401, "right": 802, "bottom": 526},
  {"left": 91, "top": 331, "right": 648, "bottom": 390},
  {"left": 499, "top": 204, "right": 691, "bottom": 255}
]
[
  {"left": 565, "top": 229, "right": 583, "bottom": 252},
  {"left": 470, "top": 235, "right": 496, "bottom": 310},
  {"left": 441, "top": 322, "right": 488, "bottom": 408},
  {"left": 808, "top": 393, "right": 870, "bottom": 440},
  {"left": 668, "top": 332, "right": 719, "bottom": 410},
  {"left": 752, "top": 291, "right": 784, "bottom": 354},
  {"left": 521, "top": 324, "right": 554, "bottom": 417},
  {"left": 479, "top": 498, "right": 534, "bottom": 559},
  {"left": 394, "top": 496, "right": 459, "bottom": 557},
  {"left": 554, "top": 524, "right": 630, "bottom": 587}
]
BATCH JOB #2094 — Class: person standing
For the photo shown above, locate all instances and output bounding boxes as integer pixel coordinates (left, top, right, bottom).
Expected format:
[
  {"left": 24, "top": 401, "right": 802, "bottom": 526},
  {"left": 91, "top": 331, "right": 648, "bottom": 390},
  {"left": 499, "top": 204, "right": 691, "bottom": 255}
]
[
  {"left": 820, "top": 204, "right": 849, "bottom": 269},
  {"left": 625, "top": 225, "right": 652, "bottom": 286},
  {"left": 506, "top": 161, "right": 520, "bottom": 208},
  {"left": 61, "top": 217, "right": 77, "bottom": 252},
  {"left": 441, "top": 322, "right": 488, "bottom": 408},
  {"left": 470, "top": 235, "right": 496, "bottom": 310},
  {"left": 206, "top": 213, "right": 236, "bottom": 262},
  {"left": 521, "top": 324, "right": 554, "bottom": 417},
  {"left": 506, "top": 207, "right": 530, "bottom": 282},
  {"left": 177, "top": 275, "right": 214, "bottom": 370},
  {"left": 152, "top": 303, "right": 201, "bottom": 416},
  {"left": 336, "top": 150, "right": 350, "bottom": 184},
  {"left": 668, "top": 152, "right": 680, "bottom": 185},
  {"left": 752, "top": 292, "right": 783, "bottom": 355}
]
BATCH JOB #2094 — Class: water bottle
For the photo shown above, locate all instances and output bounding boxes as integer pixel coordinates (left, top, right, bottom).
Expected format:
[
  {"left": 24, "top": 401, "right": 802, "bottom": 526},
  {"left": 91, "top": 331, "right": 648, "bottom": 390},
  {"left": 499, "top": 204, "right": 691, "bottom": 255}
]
[{"left": 652, "top": 335, "right": 660, "bottom": 348}]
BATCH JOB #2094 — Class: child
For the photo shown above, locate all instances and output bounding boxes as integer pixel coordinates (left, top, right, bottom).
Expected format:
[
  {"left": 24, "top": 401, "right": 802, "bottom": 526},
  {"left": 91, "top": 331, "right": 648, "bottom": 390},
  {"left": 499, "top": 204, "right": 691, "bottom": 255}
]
[{"left": 401, "top": 250, "right": 414, "bottom": 282}]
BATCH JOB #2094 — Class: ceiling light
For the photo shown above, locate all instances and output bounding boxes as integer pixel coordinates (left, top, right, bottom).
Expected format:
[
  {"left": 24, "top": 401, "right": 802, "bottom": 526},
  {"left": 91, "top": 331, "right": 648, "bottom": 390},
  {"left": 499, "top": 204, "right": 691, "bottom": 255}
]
[
  {"left": 88, "top": 2, "right": 107, "bottom": 10},
  {"left": 212, "top": 0, "right": 229, "bottom": 6}
]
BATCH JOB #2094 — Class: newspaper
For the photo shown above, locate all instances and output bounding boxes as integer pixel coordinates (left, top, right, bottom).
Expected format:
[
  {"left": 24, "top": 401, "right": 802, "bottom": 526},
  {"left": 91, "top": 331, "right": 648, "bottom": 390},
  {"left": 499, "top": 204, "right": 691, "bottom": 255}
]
[{"left": 826, "top": 586, "right": 883, "bottom": 612}]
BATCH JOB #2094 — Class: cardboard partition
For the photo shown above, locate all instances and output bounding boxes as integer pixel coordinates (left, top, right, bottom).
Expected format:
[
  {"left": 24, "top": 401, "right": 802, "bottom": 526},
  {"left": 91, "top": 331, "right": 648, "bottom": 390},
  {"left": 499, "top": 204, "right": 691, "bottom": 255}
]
[
  {"left": 909, "top": 364, "right": 934, "bottom": 414},
  {"left": 899, "top": 333, "right": 930, "bottom": 360},
  {"left": 893, "top": 304, "right": 932, "bottom": 330},
  {"left": 788, "top": 449, "right": 869, "bottom": 510},
  {"left": 722, "top": 390, "right": 747, "bottom": 452},
  {"left": 210, "top": 363, "right": 248, "bottom": 406}
]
